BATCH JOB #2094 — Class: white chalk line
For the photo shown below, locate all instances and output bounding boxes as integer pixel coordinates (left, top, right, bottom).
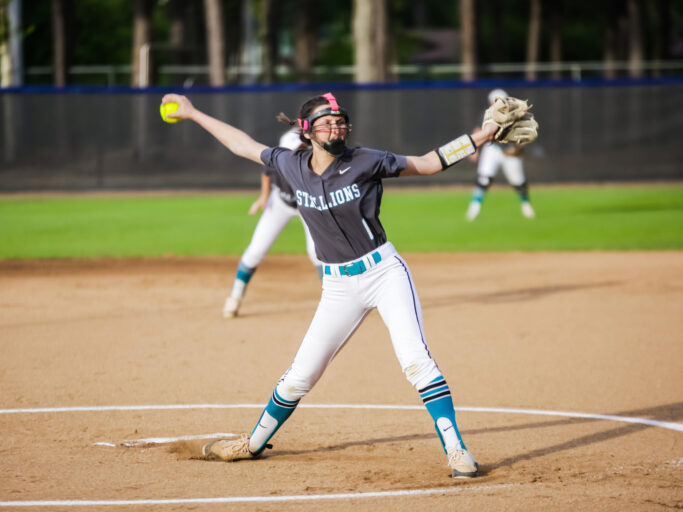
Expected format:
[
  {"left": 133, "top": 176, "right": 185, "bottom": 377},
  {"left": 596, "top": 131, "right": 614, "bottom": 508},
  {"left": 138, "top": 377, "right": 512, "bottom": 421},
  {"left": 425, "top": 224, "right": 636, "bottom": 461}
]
[
  {"left": 0, "top": 484, "right": 517, "bottom": 507},
  {"left": 1, "top": 402, "right": 680, "bottom": 508},
  {"left": 1, "top": 403, "right": 681, "bottom": 432},
  {"left": 93, "top": 432, "right": 238, "bottom": 448}
]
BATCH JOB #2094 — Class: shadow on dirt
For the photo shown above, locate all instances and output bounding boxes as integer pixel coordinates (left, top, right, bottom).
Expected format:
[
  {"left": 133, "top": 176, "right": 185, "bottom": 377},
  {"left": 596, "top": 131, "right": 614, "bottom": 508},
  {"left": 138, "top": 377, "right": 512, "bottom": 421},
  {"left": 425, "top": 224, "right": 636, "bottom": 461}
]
[
  {"left": 424, "top": 280, "right": 621, "bottom": 306},
  {"left": 270, "top": 402, "right": 682, "bottom": 475},
  {"left": 481, "top": 401, "right": 683, "bottom": 471}
]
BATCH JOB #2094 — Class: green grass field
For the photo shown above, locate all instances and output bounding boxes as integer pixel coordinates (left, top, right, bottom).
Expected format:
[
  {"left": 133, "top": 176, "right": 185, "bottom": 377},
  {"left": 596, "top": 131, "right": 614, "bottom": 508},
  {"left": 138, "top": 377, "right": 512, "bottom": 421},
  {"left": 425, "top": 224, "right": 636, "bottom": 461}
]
[{"left": 0, "top": 184, "right": 681, "bottom": 259}]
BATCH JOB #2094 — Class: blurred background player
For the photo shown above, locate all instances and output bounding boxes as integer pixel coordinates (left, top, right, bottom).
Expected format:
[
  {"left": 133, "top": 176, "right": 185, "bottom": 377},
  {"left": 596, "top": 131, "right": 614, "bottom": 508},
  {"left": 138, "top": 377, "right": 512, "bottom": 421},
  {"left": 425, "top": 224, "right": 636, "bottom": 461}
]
[
  {"left": 465, "top": 89, "right": 536, "bottom": 221},
  {"left": 223, "top": 127, "right": 322, "bottom": 318}
]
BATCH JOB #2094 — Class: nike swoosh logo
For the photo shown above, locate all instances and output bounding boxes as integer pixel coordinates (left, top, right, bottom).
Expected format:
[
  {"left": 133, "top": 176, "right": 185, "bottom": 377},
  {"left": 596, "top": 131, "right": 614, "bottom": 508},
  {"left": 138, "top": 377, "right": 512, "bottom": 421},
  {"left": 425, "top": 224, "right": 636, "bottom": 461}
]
[{"left": 339, "top": 166, "right": 351, "bottom": 175}]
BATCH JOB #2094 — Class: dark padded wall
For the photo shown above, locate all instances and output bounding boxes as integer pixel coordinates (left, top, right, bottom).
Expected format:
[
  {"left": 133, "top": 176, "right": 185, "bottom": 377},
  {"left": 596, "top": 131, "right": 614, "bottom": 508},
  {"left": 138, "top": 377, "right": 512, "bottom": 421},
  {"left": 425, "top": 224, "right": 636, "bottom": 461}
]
[{"left": 1, "top": 83, "right": 681, "bottom": 190}]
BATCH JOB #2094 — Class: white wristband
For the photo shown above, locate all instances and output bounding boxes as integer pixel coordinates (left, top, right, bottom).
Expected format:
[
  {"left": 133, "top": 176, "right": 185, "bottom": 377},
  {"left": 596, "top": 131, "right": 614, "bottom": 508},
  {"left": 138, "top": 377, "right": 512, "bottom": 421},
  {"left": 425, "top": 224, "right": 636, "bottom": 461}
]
[{"left": 436, "top": 134, "right": 477, "bottom": 169}]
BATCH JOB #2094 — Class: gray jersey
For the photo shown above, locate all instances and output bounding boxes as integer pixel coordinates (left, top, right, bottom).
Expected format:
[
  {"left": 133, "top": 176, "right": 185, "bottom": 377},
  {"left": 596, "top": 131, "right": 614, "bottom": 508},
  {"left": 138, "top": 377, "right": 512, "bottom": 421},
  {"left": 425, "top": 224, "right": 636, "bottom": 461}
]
[
  {"left": 261, "top": 146, "right": 406, "bottom": 263},
  {"left": 263, "top": 166, "right": 297, "bottom": 207}
]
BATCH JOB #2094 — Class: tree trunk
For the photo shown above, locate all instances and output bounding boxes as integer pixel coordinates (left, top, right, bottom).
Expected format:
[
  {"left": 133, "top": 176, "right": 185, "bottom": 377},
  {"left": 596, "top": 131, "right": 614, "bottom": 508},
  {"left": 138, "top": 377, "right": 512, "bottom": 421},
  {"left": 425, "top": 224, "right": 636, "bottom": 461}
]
[
  {"left": 604, "top": 0, "right": 630, "bottom": 79},
  {"left": 353, "top": 0, "right": 389, "bottom": 83},
  {"left": 604, "top": 0, "right": 619, "bottom": 79},
  {"left": 460, "top": 0, "right": 476, "bottom": 81},
  {"left": 2, "top": 0, "right": 24, "bottom": 87},
  {"left": 525, "top": 0, "right": 541, "bottom": 81},
  {"left": 375, "top": 0, "right": 390, "bottom": 81},
  {"left": 204, "top": 0, "right": 226, "bottom": 86},
  {"left": 167, "top": 0, "right": 189, "bottom": 86},
  {"left": 258, "top": 0, "right": 278, "bottom": 84},
  {"left": 131, "top": 0, "right": 153, "bottom": 87},
  {"left": 549, "top": 1, "right": 562, "bottom": 80},
  {"left": 627, "top": 0, "right": 644, "bottom": 77},
  {"left": 0, "top": 2, "right": 9, "bottom": 87},
  {"left": 51, "top": 0, "right": 68, "bottom": 87},
  {"left": 294, "top": 0, "right": 315, "bottom": 83},
  {"left": 168, "top": 0, "right": 185, "bottom": 51},
  {"left": 240, "top": 0, "right": 258, "bottom": 84}
]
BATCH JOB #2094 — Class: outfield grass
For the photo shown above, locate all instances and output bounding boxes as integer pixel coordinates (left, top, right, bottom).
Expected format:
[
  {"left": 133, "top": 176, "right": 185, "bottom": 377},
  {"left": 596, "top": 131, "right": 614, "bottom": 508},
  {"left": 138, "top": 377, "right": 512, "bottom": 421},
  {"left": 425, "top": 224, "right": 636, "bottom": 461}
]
[{"left": 0, "top": 184, "right": 681, "bottom": 259}]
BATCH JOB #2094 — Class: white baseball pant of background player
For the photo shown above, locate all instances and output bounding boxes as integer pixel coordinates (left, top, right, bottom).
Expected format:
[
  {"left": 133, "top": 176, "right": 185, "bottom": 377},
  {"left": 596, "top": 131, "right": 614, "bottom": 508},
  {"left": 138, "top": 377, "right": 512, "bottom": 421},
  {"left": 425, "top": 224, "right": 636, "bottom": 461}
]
[
  {"left": 223, "top": 129, "right": 322, "bottom": 317},
  {"left": 466, "top": 89, "right": 535, "bottom": 221}
]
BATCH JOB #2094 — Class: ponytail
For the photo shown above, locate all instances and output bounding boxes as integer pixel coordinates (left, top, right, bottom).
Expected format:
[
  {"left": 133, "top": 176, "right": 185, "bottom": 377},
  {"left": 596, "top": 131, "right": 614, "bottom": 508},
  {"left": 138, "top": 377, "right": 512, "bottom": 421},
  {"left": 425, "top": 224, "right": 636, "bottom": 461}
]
[{"left": 276, "top": 112, "right": 296, "bottom": 126}]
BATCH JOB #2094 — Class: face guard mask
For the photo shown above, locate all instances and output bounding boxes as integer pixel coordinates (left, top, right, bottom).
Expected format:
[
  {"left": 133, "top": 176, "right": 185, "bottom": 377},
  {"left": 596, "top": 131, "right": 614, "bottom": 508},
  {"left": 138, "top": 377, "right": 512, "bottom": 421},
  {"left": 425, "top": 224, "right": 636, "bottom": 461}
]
[
  {"left": 298, "top": 92, "right": 351, "bottom": 157},
  {"left": 320, "top": 137, "right": 346, "bottom": 157}
]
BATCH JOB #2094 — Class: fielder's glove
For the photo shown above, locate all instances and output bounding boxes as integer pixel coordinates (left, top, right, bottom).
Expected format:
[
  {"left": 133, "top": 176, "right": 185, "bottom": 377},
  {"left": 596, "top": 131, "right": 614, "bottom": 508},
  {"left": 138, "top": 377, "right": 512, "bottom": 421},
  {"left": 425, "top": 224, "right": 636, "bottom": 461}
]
[{"left": 483, "top": 96, "right": 539, "bottom": 145}]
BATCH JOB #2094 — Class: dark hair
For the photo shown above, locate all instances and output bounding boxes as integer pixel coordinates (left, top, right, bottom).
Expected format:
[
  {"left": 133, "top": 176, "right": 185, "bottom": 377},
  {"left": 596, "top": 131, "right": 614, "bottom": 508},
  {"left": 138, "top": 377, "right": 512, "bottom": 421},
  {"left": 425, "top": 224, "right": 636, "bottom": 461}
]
[
  {"left": 276, "top": 95, "right": 333, "bottom": 146},
  {"left": 298, "top": 95, "right": 331, "bottom": 120}
]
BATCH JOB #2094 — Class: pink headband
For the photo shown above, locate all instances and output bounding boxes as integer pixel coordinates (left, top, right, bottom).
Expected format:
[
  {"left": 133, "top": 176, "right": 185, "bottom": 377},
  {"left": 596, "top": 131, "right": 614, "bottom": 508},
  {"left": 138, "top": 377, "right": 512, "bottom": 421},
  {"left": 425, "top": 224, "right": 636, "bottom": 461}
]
[
  {"left": 297, "top": 92, "right": 348, "bottom": 133},
  {"left": 323, "top": 92, "right": 340, "bottom": 111}
]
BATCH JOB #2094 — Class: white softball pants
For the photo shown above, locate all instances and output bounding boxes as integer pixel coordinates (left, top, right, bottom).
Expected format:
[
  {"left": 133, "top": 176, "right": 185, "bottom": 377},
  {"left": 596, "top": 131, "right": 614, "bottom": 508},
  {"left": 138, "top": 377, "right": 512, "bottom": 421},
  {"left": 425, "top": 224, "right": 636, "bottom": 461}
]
[
  {"left": 276, "top": 242, "right": 442, "bottom": 401},
  {"left": 478, "top": 143, "right": 525, "bottom": 186},
  {"left": 241, "top": 188, "right": 319, "bottom": 269}
]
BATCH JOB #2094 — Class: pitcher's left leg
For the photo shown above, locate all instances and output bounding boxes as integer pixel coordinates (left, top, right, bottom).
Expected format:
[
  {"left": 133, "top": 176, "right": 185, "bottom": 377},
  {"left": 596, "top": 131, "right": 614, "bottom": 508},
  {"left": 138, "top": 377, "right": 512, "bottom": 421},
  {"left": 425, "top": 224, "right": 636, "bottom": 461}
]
[{"left": 374, "top": 255, "right": 478, "bottom": 477}]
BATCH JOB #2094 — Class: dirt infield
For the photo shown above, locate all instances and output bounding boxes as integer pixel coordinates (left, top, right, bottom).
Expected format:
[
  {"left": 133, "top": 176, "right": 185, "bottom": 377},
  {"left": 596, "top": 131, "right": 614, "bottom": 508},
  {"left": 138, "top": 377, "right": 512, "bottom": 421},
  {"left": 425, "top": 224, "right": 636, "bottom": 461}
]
[{"left": 1, "top": 252, "right": 681, "bottom": 511}]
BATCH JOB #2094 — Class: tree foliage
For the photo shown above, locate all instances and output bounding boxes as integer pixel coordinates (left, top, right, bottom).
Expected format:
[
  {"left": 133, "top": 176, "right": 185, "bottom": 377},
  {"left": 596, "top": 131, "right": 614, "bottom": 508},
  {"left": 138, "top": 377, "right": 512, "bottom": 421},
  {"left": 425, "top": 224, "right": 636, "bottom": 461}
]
[{"left": 18, "top": 0, "right": 683, "bottom": 86}]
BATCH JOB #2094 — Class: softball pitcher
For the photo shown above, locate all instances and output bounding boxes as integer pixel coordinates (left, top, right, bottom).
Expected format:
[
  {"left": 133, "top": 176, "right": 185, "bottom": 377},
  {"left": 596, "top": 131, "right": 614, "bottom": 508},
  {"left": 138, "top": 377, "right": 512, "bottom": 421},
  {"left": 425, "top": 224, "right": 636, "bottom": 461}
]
[
  {"left": 223, "top": 128, "right": 322, "bottom": 318},
  {"left": 161, "top": 91, "right": 536, "bottom": 478},
  {"left": 465, "top": 89, "right": 536, "bottom": 221}
]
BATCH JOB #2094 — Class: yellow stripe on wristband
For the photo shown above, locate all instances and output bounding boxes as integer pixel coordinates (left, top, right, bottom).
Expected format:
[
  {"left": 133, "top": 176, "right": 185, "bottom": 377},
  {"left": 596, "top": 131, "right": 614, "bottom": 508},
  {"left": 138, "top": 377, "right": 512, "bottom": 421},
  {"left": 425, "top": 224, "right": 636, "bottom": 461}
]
[{"left": 437, "top": 134, "right": 476, "bottom": 168}]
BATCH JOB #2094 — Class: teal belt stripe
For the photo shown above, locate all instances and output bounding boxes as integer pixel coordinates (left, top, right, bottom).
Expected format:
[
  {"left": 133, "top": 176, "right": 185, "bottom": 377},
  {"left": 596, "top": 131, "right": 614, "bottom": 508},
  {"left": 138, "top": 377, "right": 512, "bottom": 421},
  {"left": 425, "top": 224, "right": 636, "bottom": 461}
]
[
  {"left": 338, "top": 260, "right": 366, "bottom": 276},
  {"left": 323, "top": 250, "right": 382, "bottom": 277}
]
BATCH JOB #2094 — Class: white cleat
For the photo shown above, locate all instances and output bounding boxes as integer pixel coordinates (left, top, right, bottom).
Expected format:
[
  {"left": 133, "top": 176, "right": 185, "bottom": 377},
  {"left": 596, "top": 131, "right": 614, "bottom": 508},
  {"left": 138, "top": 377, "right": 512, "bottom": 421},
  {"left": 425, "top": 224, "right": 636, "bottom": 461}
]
[
  {"left": 202, "top": 433, "right": 253, "bottom": 461},
  {"left": 465, "top": 201, "right": 481, "bottom": 221},
  {"left": 448, "top": 449, "right": 479, "bottom": 478},
  {"left": 222, "top": 296, "right": 242, "bottom": 318},
  {"left": 521, "top": 202, "right": 535, "bottom": 218}
]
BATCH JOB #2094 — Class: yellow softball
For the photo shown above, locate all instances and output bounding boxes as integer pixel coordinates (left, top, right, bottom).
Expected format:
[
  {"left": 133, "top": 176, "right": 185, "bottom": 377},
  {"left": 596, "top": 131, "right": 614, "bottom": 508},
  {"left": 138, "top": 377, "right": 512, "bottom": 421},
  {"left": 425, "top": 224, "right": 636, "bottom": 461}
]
[{"left": 160, "top": 102, "right": 180, "bottom": 124}]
